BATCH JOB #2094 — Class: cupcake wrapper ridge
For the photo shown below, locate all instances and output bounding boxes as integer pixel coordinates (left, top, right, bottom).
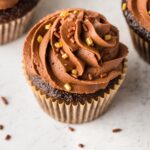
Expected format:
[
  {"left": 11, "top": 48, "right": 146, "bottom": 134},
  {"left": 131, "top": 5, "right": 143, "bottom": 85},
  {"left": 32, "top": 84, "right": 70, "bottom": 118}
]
[
  {"left": 129, "top": 28, "right": 150, "bottom": 64},
  {"left": 23, "top": 59, "right": 128, "bottom": 124}
]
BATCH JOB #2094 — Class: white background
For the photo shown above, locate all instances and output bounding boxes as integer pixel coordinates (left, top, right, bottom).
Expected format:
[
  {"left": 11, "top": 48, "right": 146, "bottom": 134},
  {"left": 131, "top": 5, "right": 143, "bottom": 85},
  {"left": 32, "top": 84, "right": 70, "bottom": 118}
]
[{"left": 0, "top": 0, "right": 150, "bottom": 150}]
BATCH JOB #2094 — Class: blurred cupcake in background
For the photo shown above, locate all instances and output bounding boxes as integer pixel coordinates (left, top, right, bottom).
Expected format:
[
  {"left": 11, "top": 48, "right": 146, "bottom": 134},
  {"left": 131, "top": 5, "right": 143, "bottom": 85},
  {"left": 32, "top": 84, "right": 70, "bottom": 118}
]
[
  {"left": 0, "top": 0, "right": 39, "bottom": 45},
  {"left": 23, "top": 8, "right": 128, "bottom": 124},
  {"left": 122, "top": 0, "right": 150, "bottom": 64}
]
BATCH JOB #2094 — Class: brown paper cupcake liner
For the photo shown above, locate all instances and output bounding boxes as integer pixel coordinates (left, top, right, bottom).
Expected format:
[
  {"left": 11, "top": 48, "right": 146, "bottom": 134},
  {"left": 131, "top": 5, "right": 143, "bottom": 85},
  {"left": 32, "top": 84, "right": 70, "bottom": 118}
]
[
  {"left": 0, "top": 7, "right": 36, "bottom": 45},
  {"left": 24, "top": 59, "right": 128, "bottom": 124},
  {"left": 129, "top": 28, "right": 150, "bottom": 64}
]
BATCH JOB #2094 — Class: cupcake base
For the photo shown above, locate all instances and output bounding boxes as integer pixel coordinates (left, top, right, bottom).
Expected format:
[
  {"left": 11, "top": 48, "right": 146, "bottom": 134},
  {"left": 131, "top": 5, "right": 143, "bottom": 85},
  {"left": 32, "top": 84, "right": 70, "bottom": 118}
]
[
  {"left": 24, "top": 59, "right": 128, "bottom": 124},
  {"left": 129, "top": 28, "right": 150, "bottom": 64}
]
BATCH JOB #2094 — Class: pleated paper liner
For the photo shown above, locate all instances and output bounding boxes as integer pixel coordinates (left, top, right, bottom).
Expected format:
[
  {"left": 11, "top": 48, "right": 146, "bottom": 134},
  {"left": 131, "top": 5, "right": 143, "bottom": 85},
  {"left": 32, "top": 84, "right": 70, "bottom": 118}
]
[
  {"left": 0, "top": 7, "right": 36, "bottom": 45},
  {"left": 24, "top": 59, "right": 128, "bottom": 124},
  {"left": 129, "top": 28, "right": 150, "bottom": 64}
]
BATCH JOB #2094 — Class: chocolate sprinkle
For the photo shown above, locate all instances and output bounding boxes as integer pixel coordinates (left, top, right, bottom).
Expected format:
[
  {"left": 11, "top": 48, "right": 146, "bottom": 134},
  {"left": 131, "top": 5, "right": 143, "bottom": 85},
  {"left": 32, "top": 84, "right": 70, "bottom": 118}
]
[
  {"left": 78, "top": 144, "right": 85, "bottom": 148},
  {"left": 5, "top": 134, "right": 11, "bottom": 141},
  {"left": 0, "top": 96, "right": 9, "bottom": 105},
  {"left": 112, "top": 128, "right": 122, "bottom": 133},
  {"left": 68, "top": 127, "right": 75, "bottom": 132},
  {"left": 0, "top": 124, "right": 4, "bottom": 130}
]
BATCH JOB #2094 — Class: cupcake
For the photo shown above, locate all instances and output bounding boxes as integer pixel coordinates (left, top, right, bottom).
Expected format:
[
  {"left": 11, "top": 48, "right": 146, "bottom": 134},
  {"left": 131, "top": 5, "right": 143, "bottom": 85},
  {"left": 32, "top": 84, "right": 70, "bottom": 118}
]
[
  {"left": 23, "top": 8, "right": 128, "bottom": 124},
  {"left": 122, "top": 0, "right": 150, "bottom": 63},
  {"left": 0, "top": 0, "right": 39, "bottom": 45}
]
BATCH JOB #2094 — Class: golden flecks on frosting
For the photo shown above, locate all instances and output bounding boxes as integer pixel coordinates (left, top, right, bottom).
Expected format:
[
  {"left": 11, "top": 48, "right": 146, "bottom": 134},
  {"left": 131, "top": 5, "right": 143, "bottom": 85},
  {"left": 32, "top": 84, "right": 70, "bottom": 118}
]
[
  {"left": 122, "top": 3, "right": 127, "bottom": 11},
  {"left": 60, "top": 11, "right": 70, "bottom": 18},
  {"left": 55, "top": 41, "right": 63, "bottom": 48},
  {"left": 62, "top": 53, "right": 69, "bottom": 59},
  {"left": 37, "top": 35, "right": 43, "bottom": 43},
  {"left": 104, "top": 34, "right": 112, "bottom": 41},
  {"left": 85, "top": 37, "right": 94, "bottom": 46},
  {"left": 0, "top": 0, "right": 18, "bottom": 10},
  {"left": 45, "top": 24, "right": 52, "bottom": 30},
  {"left": 64, "top": 83, "right": 72, "bottom": 91},
  {"left": 23, "top": 8, "right": 128, "bottom": 94}
]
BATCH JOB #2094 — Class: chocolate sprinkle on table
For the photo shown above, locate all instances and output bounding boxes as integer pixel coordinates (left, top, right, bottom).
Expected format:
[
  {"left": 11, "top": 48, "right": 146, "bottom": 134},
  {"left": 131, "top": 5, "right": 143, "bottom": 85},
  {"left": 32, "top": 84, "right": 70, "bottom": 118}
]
[
  {"left": 112, "top": 128, "right": 122, "bottom": 133},
  {"left": 78, "top": 144, "right": 85, "bottom": 148},
  {"left": 0, "top": 96, "right": 9, "bottom": 105},
  {"left": 68, "top": 127, "right": 75, "bottom": 132},
  {"left": 0, "top": 124, "right": 4, "bottom": 130},
  {"left": 5, "top": 134, "right": 12, "bottom": 141}
]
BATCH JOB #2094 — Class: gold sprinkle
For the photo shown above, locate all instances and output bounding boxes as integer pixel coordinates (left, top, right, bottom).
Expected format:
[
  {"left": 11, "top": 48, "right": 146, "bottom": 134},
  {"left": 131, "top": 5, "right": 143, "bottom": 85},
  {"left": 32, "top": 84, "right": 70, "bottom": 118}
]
[
  {"left": 37, "top": 35, "right": 43, "bottom": 43},
  {"left": 72, "top": 69, "right": 78, "bottom": 75},
  {"left": 64, "top": 83, "right": 72, "bottom": 91},
  {"left": 122, "top": 3, "right": 127, "bottom": 11},
  {"left": 104, "top": 34, "right": 112, "bottom": 41},
  {"left": 62, "top": 53, "right": 69, "bottom": 59},
  {"left": 60, "top": 11, "right": 69, "bottom": 18},
  {"left": 73, "top": 10, "right": 78, "bottom": 14},
  {"left": 45, "top": 24, "right": 52, "bottom": 30},
  {"left": 85, "top": 37, "right": 94, "bottom": 46},
  {"left": 55, "top": 41, "right": 63, "bottom": 48},
  {"left": 148, "top": 10, "right": 150, "bottom": 15}
]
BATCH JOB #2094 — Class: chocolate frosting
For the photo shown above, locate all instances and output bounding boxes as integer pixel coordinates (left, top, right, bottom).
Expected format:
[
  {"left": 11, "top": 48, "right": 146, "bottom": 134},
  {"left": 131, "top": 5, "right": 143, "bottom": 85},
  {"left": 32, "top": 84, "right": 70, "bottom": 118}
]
[
  {"left": 24, "top": 8, "right": 128, "bottom": 94},
  {"left": 127, "top": 0, "right": 150, "bottom": 32},
  {"left": 0, "top": 0, "right": 18, "bottom": 9}
]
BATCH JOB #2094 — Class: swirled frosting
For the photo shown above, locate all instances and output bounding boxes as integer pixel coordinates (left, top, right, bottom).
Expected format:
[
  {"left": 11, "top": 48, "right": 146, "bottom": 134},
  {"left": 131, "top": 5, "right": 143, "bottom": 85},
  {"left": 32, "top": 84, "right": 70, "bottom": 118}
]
[
  {"left": 127, "top": 0, "right": 150, "bottom": 32},
  {"left": 0, "top": 0, "right": 18, "bottom": 9},
  {"left": 23, "top": 8, "right": 128, "bottom": 94}
]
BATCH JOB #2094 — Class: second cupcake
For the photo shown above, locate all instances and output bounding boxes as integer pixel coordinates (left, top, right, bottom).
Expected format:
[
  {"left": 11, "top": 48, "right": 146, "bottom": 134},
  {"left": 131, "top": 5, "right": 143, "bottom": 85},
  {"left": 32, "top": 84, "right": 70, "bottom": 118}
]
[
  {"left": 122, "top": 0, "right": 150, "bottom": 64},
  {"left": 0, "top": 0, "right": 39, "bottom": 45},
  {"left": 23, "top": 8, "right": 128, "bottom": 124}
]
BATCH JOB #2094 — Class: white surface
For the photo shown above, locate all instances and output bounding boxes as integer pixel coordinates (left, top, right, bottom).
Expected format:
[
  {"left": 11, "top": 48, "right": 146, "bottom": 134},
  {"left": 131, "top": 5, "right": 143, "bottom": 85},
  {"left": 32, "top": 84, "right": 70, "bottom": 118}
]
[{"left": 0, "top": 0, "right": 150, "bottom": 150}]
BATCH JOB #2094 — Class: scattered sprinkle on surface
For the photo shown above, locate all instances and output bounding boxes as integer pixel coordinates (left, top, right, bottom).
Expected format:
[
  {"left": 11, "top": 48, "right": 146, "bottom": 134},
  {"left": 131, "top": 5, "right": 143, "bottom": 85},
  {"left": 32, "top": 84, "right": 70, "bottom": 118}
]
[
  {"left": 68, "top": 127, "right": 75, "bottom": 132},
  {"left": 5, "top": 134, "right": 12, "bottom": 141},
  {"left": 112, "top": 128, "right": 122, "bottom": 133},
  {"left": 0, "top": 96, "right": 9, "bottom": 105},
  {"left": 78, "top": 144, "right": 85, "bottom": 148}
]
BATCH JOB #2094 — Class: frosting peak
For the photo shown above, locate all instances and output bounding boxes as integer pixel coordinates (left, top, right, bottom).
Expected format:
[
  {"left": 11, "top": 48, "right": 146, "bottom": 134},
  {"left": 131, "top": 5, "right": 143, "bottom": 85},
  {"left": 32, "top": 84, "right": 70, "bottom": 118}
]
[
  {"left": 24, "top": 8, "right": 128, "bottom": 94},
  {"left": 0, "top": 0, "right": 18, "bottom": 10}
]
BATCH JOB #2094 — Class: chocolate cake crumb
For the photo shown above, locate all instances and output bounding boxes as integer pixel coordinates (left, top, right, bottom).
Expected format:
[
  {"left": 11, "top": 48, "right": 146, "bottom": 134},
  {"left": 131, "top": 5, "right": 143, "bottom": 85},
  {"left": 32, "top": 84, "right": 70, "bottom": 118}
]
[
  {"left": 0, "top": 124, "right": 4, "bottom": 130},
  {"left": 78, "top": 144, "right": 85, "bottom": 148},
  {"left": 5, "top": 134, "right": 11, "bottom": 141},
  {"left": 68, "top": 127, "right": 75, "bottom": 132},
  {"left": 112, "top": 128, "right": 122, "bottom": 133},
  {"left": 0, "top": 96, "right": 9, "bottom": 105}
]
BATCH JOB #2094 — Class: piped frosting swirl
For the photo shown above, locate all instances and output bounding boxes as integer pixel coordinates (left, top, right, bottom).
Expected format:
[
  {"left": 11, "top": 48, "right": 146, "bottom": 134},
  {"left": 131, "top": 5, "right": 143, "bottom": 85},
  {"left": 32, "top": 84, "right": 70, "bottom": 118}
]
[
  {"left": 0, "top": 0, "right": 18, "bottom": 9},
  {"left": 126, "top": 0, "right": 150, "bottom": 32},
  {"left": 24, "top": 8, "right": 128, "bottom": 94}
]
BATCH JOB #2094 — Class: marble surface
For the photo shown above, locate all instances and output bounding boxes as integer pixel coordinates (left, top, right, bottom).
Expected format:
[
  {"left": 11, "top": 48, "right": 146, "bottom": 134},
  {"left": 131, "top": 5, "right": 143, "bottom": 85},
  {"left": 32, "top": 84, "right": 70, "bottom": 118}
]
[{"left": 0, "top": 0, "right": 150, "bottom": 150}]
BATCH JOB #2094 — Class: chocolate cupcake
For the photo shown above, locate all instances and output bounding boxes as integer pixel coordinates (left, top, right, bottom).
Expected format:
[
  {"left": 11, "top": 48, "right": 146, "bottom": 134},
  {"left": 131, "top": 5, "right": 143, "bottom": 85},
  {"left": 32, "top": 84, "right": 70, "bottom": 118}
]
[
  {"left": 0, "top": 0, "right": 39, "bottom": 44},
  {"left": 122, "top": 0, "right": 150, "bottom": 63},
  {"left": 23, "top": 8, "right": 128, "bottom": 124}
]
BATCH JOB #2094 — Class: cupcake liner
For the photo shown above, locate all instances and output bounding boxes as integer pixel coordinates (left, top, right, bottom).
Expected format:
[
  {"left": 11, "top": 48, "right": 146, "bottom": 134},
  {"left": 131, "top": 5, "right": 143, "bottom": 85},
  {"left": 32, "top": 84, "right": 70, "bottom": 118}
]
[
  {"left": 129, "top": 28, "right": 150, "bottom": 64},
  {"left": 24, "top": 59, "right": 128, "bottom": 124},
  {"left": 0, "top": 7, "right": 36, "bottom": 45}
]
